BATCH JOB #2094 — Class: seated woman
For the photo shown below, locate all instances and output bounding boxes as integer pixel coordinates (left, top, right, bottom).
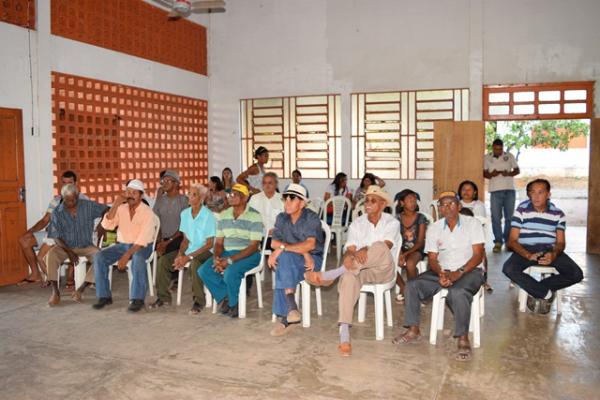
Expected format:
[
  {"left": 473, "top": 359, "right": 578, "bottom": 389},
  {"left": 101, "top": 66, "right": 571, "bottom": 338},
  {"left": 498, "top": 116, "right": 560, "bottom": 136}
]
[
  {"left": 221, "top": 167, "right": 234, "bottom": 194},
  {"left": 353, "top": 173, "right": 385, "bottom": 207},
  {"left": 323, "top": 172, "right": 353, "bottom": 225},
  {"left": 236, "top": 146, "right": 269, "bottom": 195},
  {"left": 458, "top": 180, "right": 486, "bottom": 218},
  {"left": 205, "top": 176, "right": 229, "bottom": 213},
  {"left": 395, "top": 189, "right": 428, "bottom": 303}
]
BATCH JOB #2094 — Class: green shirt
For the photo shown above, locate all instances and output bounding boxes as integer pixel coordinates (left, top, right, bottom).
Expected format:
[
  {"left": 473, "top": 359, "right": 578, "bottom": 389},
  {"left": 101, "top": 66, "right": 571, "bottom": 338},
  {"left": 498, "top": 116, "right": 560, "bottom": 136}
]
[{"left": 217, "top": 206, "right": 264, "bottom": 251}]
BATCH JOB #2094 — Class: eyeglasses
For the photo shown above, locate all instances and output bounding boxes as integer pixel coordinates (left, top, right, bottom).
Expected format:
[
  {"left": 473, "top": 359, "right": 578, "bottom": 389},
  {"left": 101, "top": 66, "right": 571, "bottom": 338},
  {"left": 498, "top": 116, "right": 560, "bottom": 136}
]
[
  {"left": 283, "top": 194, "right": 299, "bottom": 201},
  {"left": 365, "top": 198, "right": 381, "bottom": 204},
  {"left": 437, "top": 201, "right": 457, "bottom": 208}
]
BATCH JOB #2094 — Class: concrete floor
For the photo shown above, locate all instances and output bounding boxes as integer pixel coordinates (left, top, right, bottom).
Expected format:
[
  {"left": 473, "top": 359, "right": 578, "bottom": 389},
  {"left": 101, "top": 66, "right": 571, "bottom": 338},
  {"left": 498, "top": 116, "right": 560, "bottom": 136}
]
[{"left": 0, "top": 227, "right": 598, "bottom": 400}]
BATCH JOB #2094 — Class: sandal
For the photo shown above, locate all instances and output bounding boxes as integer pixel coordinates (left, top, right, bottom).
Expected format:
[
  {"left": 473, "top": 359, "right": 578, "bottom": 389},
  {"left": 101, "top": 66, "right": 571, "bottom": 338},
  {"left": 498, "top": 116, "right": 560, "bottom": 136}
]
[
  {"left": 392, "top": 330, "right": 421, "bottom": 345},
  {"left": 64, "top": 282, "right": 75, "bottom": 292},
  {"left": 395, "top": 293, "right": 405, "bottom": 304},
  {"left": 16, "top": 278, "right": 42, "bottom": 287},
  {"left": 456, "top": 339, "right": 472, "bottom": 362},
  {"left": 188, "top": 302, "right": 202, "bottom": 315},
  {"left": 484, "top": 283, "right": 493, "bottom": 293}
]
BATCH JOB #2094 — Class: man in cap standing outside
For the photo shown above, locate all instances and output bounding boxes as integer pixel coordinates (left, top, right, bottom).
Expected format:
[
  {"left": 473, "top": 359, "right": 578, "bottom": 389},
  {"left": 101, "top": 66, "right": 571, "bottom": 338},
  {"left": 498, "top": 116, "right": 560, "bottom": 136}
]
[
  {"left": 92, "top": 179, "right": 158, "bottom": 312},
  {"left": 394, "top": 191, "right": 485, "bottom": 362},
  {"left": 268, "top": 184, "right": 324, "bottom": 336},
  {"left": 305, "top": 185, "right": 399, "bottom": 356}
]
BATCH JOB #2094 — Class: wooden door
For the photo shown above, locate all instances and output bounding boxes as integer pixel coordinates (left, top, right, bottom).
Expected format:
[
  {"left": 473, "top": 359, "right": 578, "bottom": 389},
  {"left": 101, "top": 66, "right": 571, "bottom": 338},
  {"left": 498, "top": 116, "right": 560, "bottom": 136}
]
[
  {"left": 433, "top": 121, "right": 485, "bottom": 201},
  {"left": 0, "top": 108, "right": 28, "bottom": 286},
  {"left": 587, "top": 118, "right": 600, "bottom": 254}
]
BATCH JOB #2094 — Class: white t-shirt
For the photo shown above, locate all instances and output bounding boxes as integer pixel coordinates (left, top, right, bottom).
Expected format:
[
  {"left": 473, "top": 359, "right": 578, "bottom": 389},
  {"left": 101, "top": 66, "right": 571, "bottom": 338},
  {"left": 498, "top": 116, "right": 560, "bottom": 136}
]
[
  {"left": 460, "top": 199, "right": 486, "bottom": 218},
  {"left": 248, "top": 191, "right": 284, "bottom": 231},
  {"left": 325, "top": 183, "right": 352, "bottom": 198},
  {"left": 484, "top": 152, "right": 519, "bottom": 192},
  {"left": 345, "top": 213, "right": 400, "bottom": 258},
  {"left": 424, "top": 215, "right": 485, "bottom": 271}
]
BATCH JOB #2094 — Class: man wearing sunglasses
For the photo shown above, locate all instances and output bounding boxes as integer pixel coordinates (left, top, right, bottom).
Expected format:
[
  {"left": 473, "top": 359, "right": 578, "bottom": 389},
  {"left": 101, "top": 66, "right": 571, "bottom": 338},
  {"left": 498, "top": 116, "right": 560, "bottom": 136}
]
[
  {"left": 305, "top": 185, "right": 399, "bottom": 356},
  {"left": 268, "top": 184, "right": 325, "bottom": 336},
  {"left": 394, "top": 191, "right": 485, "bottom": 362}
]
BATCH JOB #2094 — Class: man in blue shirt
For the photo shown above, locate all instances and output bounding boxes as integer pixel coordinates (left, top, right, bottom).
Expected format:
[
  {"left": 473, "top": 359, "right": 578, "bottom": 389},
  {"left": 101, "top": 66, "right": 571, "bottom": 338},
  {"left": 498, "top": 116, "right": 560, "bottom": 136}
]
[
  {"left": 268, "top": 184, "right": 324, "bottom": 336},
  {"left": 503, "top": 179, "right": 583, "bottom": 314},
  {"left": 45, "top": 184, "right": 107, "bottom": 306}
]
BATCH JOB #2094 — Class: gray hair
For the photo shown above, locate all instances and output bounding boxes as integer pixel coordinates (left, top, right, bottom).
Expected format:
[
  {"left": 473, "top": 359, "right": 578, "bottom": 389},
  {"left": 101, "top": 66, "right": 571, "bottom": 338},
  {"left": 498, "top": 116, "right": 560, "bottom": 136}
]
[
  {"left": 60, "top": 183, "right": 79, "bottom": 198},
  {"left": 189, "top": 183, "right": 209, "bottom": 197},
  {"left": 263, "top": 172, "right": 278, "bottom": 182}
]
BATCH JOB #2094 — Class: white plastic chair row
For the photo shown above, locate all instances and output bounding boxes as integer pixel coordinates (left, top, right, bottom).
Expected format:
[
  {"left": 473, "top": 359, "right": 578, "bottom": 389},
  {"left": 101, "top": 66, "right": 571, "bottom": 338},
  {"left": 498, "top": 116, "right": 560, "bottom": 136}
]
[
  {"left": 430, "top": 286, "right": 484, "bottom": 348},
  {"left": 322, "top": 196, "right": 352, "bottom": 264},
  {"left": 517, "top": 266, "right": 563, "bottom": 314}
]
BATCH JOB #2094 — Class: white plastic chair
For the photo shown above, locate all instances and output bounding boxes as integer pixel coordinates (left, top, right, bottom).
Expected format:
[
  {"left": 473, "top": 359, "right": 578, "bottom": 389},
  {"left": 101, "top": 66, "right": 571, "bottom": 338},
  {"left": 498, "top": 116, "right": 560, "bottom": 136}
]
[
  {"left": 356, "top": 245, "right": 401, "bottom": 341},
  {"left": 175, "top": 261, "right": 217, "bottom": 307},
  {"left": 429, "top": 200, "right": 440, "bottom": 221},
  {"left": 108, "top": 214, "right": 160, "bottom": 297},
  {"left": 237, "top": 233, "right": 270, "bottom": 318},
  {"left": 430, "top": 286, "right": 483, "bottom": 348},
  {"left": 351, "top": 197, "right": 366, "bottom": 222},
  {"left": 322, "top": 195, "right": 352, "bottom": 264},
  {"left": 517, "top": 266, "right": 563, "bottom": 314},
  {"left": 57, "top": 259, "right": 88, "bottom": 290}
]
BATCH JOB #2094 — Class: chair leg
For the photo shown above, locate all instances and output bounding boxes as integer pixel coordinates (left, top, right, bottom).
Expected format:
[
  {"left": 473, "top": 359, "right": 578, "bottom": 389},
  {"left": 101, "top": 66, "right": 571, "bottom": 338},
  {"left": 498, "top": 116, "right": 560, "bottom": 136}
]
[
  {"left": 480, "top": 289, "right": 485, "bottom": 317},
  {"left": 204, "top": 286, "right": 213, "bottom": 309},
  {"left": 384, "top": 289, "right": 393, "bottom": 327},
  {"left": 315, "top": 287, "right": 322, "bottom": 316},
  {"left": 294, "top": 284, "right": 300, "bottom": 305},
  {"left": 108, "top": 266, "right": 113, "bottom": 290},
  {"left": 176, "top": 269, "right": 184, "bottom": 306},
  {"left": 374, "top": 288, "right": 384, "bottom": 340},
  {"left": 271, "top": 269, "right": 276, "bottom": 290},
  {"left": 301, "top": 281, "right": 311, "bottom": 328},
  {"left": 357, "top": 292, "right": 367, "bottom": 323},
  {"left": 212, "top": 299, "right": 217, "bottom": 314},
  {"left": 256, "top": 272, "right": 263, "bottom": 309},
  {"left": 471, "top": 290, "right": 481, "bottom": 348},
  {"left": 238, "top": 277, "right": 247, "bottom": 319},
  {"left": 518, "top": 288, "right": 528, "bottom": 312},
  {"left": 430, "top": 292, "right": 440, "bottom": 345},
  {"left": 152, "top": 253, "right": 157, "bottom": 286},
  {"left": 74, "top": 261, "right": 87, "bottom": 290},
  {"left": 556, "top": 290, "right": 562, "bottom": 315},
  {"left": 335, "top": 232, "right": 342, "bottom": 264},
  {"left": 146, "top": 262, "right": 154, "bottom": 297}
]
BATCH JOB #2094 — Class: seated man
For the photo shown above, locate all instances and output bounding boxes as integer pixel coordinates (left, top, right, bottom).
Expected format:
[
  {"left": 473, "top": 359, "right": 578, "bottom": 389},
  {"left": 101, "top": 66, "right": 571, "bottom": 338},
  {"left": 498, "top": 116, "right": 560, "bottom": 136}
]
[
  {"left": 248, "top": 172, "right": 284, "bottom": 233},
  {"left": 153, "top": 170, "right": 188, "bottom": 260},
  {"left": 503, "top": 178, "right": 583, "bottom": 314},
  {"left": 18, "top": 170, "right": 87, "bottom": 287},
  {"left": 150, "top": 183, "right": 216, "bottom": 314},
  {"left": 394, "top": 191, "right": 485, "bottom": 362},
  {"left": 44, "top": 184, "right": 107, "bottom": 306},
  {"left": 199, "top": 184, "right": 263, "bottom": 318},
  {"left": 268, "top": 184, "right": 324, "bottom": 336},
  {"left": 92, "top": 179, "right": 157, "bottom": 313},
  {"left": 305, "top": 186, "right": 399, "bottom": 356}
]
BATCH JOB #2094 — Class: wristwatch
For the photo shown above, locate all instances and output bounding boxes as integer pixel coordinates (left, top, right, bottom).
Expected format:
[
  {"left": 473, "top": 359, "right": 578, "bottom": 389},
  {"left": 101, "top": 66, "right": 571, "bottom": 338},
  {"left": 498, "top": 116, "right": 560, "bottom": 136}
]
[
  {"left": 227, "top": 257, "right": 233, "bottom": 265},
  {"left": 279, "top": 244, "right": 286, "bottom": 251},
  {"left": 458, "top": 267, "right": 466, "bottom": 274}
]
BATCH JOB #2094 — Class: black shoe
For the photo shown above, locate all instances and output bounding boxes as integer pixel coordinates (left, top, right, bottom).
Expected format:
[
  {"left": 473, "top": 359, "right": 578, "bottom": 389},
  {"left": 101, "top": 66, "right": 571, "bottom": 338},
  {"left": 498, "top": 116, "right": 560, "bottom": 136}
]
[
  {"left": 228, "top": 304, "right": 239, "bottom": 318},
  {"left": 218, "top": 298, "right": 230, "bottom": 315},
  {"left": 526, "top": 295, "right": 539, "bottom": 313},
  {"left": 148, "top": 298, "right": 170, "bottom": 310},
  {"left": 538, "top": 292, "right": 555, "bottom": 315},
  {"left": 92, "top": 297, "right": 113, "bottom": 310},
  {"left": 128, "top": 299, "right": 145, "bottom": 313}
]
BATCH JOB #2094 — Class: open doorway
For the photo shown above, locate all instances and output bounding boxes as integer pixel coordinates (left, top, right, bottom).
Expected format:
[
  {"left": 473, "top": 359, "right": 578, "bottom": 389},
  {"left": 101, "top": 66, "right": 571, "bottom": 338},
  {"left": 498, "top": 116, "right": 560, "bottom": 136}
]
[{"left": 485, "top": 119, "right": 590, "bottom": 252}]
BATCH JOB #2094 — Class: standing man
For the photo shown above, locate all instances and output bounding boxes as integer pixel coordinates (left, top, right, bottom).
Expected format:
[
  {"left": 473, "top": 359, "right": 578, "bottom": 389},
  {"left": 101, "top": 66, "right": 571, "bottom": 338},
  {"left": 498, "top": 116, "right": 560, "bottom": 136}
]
[
  {"left": 92, "top": 179, "right": 157, "bottom": 312},
  {"left": 44, "top": 184, "right": 106, "bottom": 306},
  {"left": 394, "top": 191, "right": 485, "bottom": 362},
  {"left": 153, "top": 170, "right": 188, "bottom": 258},
  {"left": 503, "top": 179, "right": 583, "bottom": 314},
  {"left": 268, "top": 184, "right": 324, "bottom": 336},
  {"left": 305, "top": 186, "right": 399, "bottom": 356},
  {"left": 199, "top": 184, "right": 263, "bottom": 318},
  {"left": 484, "top": 138, "right": 520, "bottom": 252}
]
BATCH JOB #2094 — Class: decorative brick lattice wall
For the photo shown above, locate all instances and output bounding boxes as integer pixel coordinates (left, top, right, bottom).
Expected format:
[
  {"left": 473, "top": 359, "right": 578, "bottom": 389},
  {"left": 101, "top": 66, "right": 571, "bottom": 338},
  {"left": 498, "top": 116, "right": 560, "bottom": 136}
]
[
  {"left": 51, "top": 0, "right": 207, "bottom": 75},
  {"left": 52, "top": 72, "right": 208, "bottom": 204},
  {"left": 0, "top": 0, "right": 35, "bottom": 29}
]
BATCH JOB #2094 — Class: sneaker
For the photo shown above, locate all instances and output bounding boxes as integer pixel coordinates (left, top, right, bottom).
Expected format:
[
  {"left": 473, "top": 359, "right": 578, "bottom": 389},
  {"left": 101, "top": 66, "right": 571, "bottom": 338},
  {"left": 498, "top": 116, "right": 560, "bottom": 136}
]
[
  {"left": 128, "top": 299, "right": 145, "bottom": 313},
  {"left": 287, "top": 309, "right": 301, "bottom": 324},
  {"left": 493, "top": 243, "right": 502, "bottom": 253},
  {"left": 92, "top": 297, "right": 113, "bottom": 310},
  {"left": 218, "top": 298, "right": 230, "bottom": 315},
  {"left": 338, "top": 342, "right": 352, "bottom": 357},
  {"left": 227, "top": 304, "right": 239, "bottom": 318},
  {"left": 148, "top": 298, "right": 170, "bottom": 309}
]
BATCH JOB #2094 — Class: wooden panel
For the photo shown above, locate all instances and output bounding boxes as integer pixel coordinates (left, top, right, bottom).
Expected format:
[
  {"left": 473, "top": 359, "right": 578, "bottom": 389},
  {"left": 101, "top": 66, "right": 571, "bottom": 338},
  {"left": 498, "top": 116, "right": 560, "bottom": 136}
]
[
  {"left": 52, "top": 72, "right": 208, "bottom": 204},
  {"left": 587, "top": 118, "right": 600, "bottom": 254},
  {"left": 51, "top": 0, "right": 207, "bottom": 75},
  {"left": 0, "top": 108, "right": 28, "bottom": 286},
  {"left": 433, "top": 121, "right": 485, "bottom": 201},
  {"left": 0, "top": 0, "right": 35, "bottom": 29}
]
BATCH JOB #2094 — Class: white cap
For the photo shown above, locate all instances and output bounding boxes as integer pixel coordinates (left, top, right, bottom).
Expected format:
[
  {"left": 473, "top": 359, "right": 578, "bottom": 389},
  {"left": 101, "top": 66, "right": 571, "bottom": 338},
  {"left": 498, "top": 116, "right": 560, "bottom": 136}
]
[{"left": 126, "top": 179, "right": 145, "bottom": 192}]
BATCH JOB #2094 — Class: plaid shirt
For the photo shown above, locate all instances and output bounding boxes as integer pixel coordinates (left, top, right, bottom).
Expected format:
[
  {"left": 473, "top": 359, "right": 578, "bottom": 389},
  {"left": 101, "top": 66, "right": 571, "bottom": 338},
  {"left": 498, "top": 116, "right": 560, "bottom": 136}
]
[{"left": 48, "top": 199, "right": 107, "bottom": 248}]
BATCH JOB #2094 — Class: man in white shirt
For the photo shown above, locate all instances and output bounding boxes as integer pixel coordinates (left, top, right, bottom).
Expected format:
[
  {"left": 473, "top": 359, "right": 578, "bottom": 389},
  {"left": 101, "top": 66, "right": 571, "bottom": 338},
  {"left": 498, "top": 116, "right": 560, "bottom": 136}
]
[
  {"left": 394, "top": 191, "right": 485, "bottom": 362},
  {"left": 305, "top": 186, "right": 399, "bottom": 357},
  {"left": 484, "top": 138, "right": 520, "bottom": 252},
  {"left": 248, "top": 172, "right": 284, "bottom": 233}
]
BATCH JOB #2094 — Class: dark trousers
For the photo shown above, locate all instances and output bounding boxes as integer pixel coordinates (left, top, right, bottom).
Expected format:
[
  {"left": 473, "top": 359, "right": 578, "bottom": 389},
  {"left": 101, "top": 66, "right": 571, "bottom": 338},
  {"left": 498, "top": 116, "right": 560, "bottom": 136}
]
[
  {"left": 502, "top": 252, "right": 583, "bottom": 299},
  {"left": 404, "top": 270, "right": 484, "bottom": 337}
]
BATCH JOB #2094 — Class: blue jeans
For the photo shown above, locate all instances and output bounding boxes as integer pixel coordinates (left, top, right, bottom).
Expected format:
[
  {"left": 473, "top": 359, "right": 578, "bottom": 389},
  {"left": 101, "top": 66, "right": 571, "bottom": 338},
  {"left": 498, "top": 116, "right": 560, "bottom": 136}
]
[
  {"left": 94, "top": 243, "right": 153, "bottom": 301},
  {"left": 272, "top": 252, "right": 323, "bottom": 317},
  {"left": 198, "top": 250, "right": 261, "bottom": 307},
  {"left": 490, "top": 189, "right": 516, "bottom": 244}
]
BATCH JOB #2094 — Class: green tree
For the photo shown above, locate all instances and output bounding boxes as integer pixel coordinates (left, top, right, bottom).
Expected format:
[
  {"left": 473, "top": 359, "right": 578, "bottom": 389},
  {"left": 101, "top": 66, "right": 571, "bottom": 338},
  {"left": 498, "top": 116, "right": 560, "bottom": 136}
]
[{"left": 485, "top": 120, "right": 589, "bottom": 160}]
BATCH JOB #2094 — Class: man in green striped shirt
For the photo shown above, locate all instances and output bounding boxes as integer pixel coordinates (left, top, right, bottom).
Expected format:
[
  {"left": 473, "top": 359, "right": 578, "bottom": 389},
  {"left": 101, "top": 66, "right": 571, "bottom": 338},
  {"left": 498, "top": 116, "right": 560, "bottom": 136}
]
[{"left": 199, "top": 184, "right": 263, "bottom": 318}]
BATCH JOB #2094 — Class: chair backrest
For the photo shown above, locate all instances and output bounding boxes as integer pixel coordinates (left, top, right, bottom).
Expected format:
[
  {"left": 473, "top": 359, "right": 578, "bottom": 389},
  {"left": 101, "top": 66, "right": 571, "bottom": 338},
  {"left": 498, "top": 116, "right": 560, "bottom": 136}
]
[
  {"left": 352, "top": 197, "right": 366, "bottom": 222},
  {"left": 150, "top": 213, "right": 161, "bottom": 252},
  {"left": 320, "top": 221, "right": 332, "bottom": 272},
  {"left": 257, "top": 231, "right": 271, "bottom": 271},
  {"left": 309, "top": 197, "right": 324, "bottom": 217},
  {"left": 429, "top": 200, "right": 440, "bottom": 221},
  {"left": 322, "top": 195, "right": 352, "bottom": 227}
]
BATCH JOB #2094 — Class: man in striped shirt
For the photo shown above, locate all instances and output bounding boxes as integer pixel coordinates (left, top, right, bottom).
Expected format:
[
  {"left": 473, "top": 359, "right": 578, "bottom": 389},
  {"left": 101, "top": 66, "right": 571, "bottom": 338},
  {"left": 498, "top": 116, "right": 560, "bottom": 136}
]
[
  {"left": 503, "top": 179, "right": 583, "bottom": 313},
  {"left": 199, "top": 184, "right": 263, "bottom": 318}
]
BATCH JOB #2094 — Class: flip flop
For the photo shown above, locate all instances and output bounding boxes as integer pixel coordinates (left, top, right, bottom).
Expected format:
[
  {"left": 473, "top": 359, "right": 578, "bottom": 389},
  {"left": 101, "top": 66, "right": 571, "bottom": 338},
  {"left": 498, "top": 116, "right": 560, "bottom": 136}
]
[
  {"left": 392, "top": 331, "right": 421, "bottom": 345},
  {"left": 16, "top": 278, "right": 42, "bottom": 287},
  {"left": 456, "top": 340, "right": 472, "bottom": 362}
]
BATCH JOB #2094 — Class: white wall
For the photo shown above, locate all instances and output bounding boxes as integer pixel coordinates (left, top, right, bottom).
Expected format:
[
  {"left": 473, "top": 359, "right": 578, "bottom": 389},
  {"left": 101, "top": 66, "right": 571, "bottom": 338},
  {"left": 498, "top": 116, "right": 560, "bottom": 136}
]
[
  {"left": 0, "top": 1, "right": 209, "bottom": 225},
  {"left": 207, "top": 0, "right": 600, "bottom": 205}
]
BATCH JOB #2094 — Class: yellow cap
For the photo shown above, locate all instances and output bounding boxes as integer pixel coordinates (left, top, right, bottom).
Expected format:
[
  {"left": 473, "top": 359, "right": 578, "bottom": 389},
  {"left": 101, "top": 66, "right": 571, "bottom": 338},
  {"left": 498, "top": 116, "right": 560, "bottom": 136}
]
[{"left": 232, "top": 183, "right": 250, "bottom": 197}]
